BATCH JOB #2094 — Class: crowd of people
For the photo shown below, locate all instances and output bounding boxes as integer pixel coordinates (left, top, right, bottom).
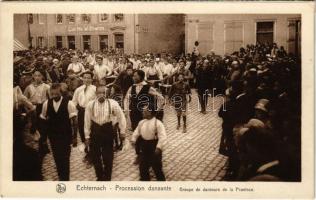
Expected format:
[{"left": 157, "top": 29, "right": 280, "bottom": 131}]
[{"left": 13, "top": 41, "right": 301, "bottom": 182}]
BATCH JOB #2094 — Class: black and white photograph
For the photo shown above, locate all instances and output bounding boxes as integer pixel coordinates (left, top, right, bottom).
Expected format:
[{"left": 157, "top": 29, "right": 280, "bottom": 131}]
[{"left": 12, "top": 13, "right": 303, "bottom": 182}]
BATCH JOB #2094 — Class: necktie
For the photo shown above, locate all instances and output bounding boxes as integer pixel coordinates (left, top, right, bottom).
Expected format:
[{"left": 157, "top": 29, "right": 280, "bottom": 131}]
[
  {"left": 83, "top": 85, "right": 88, "bottom": 106},
  {"left": 84, "top": 85, "right": 88, "bottom": 93}
]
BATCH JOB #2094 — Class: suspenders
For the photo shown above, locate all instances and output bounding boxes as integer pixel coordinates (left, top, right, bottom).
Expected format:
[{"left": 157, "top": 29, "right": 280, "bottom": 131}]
[
  {"left": 92, "top": 99, "right": 112, "bottom": 121},
  {"left": 138, "top": 118, "right": 158, "bottom": 140}
]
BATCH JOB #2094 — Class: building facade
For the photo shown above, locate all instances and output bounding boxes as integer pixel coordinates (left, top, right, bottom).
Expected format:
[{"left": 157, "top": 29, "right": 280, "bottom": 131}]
[
  {"left": 14, "top": 14, "right": 184, "bottom": 55},
  {"left": 24, "top": 14, "right": 136, "bottom": 54},
  {"left": 185, "top": 14, "right": 301, "bottom": 56},
  {"left": 14, "top": 14, "right": 30, "bottom": 49},
  {"left": 15, "top": 14, "right": 301, "bottom": 56},
  {"left": 136, "top": 14, "right": 185, "bottom": 54}
]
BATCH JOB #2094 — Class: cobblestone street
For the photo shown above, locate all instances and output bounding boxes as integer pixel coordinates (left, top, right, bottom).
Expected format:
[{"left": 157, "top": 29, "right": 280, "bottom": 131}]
[{"left": 28, "top": 90, "right": 228, "bottom": 181}]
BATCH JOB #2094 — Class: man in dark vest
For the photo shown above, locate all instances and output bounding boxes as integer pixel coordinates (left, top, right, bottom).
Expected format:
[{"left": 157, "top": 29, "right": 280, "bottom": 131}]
[
  {"left": 125, "top": 70, "right": 165, "bottom": 131},
  {"left": 125, "top": 70, "right": 165, "bottom": 164},
  {"left": 40, "top": 83, "right": 78, "bottom": 181}
]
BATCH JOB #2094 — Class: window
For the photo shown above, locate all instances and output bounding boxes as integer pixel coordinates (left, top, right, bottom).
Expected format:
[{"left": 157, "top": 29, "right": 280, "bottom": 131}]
[
  {"left": 197, "top": 22, "right": 214, "bottom": 55},
  {"left": 28, "top": 14, "right": 33, "bottom": 24},
  {"left": 256, "top": 21, "right": 274, "bottom": 45},
  {"left": 37, "top": 37, "right": 44, "bottom": 48},
  {"left": 224, "top": 21, "right": 243, "bottom": 54},
  {"left": 114, "top": 14, "right": 124, "bottom": 22},
  {"left": 83, "top": 35, "right": 91, "bottom": 50},
  {"left": 29, "top": 37, "right": 34, "bottom": 48},
  {"left": 68, "top": 36, "right": 75, "bottom": 49},
  {"left": 38, "top": 14, "right": 45, "bottom": 24},
  {"left": 56, "top": 36, "right": 63, "bottom": 49},
  {"left": 81, "top": 14, "right": 91, "bottom": 24},
  {"left": 56, "top": 14, "right": 63, "bottom": 24},
  {"left": 66, "top": 14, "right": 75, "bottom": 24},
  {"left": 99, "top": 14, "right": 109, "bottom": 22},
  {"left": 99, "top": 35, "right": 108, "bottom": 50},
  {"left": 114, "top": 33, "right": 124, "bottom": 50},
  {"left": 288, "top": 20, "right": 301, "bottom": 57}
]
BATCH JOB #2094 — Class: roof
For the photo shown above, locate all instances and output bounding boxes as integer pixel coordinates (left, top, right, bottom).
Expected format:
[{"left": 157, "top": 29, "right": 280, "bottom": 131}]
[{"left": 14, "top": 38, "right": 28, "bottom": 51}]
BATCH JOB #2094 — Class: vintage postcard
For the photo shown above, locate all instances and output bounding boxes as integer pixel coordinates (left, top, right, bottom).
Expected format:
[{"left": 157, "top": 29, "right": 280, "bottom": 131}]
[{"left": 0, "top": 1, "right": 314, "bottom": 198}]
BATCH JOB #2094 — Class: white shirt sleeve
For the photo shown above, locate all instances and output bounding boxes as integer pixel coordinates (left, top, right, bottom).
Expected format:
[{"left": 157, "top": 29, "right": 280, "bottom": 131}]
[
  {"left": 124, "top": 86, "right": 132, "bottom": 113},
  {"left": 68, "top": 100, "right": 78, "bottom": 118},
  {"left": 131, "top": 120, "right": 142, "bottom": 144},
  {"left": 16, "top": 87, "right": 35, "bottom": 111},
  {"left": 111, "top": 100, "right": 127, "bottom": 138},
  {"left": 148, "top": 86, "right": 165, "bottom": 109},
  {"left": 156, "top": 120, "right": 167, "bottom": 150},
  {"left": 84, "top": 101, "right": 92, "bottom": 139},
  {"left": 67, "top": 63, "right": 73, "bottom": 71},
  {"left": 40, "top": 100, "right": 48, "bottom": 120},
  {"left": 23, "top": 85, "right": 31, "bottom": 99},
  {"left": 80, "top": 63, "right": 86, "bottom": 72},
  {"left": 106, "top": 65, "right": 112, "bottom": 76},
  {"left": 72, "top": 87, "right": 80, "bottom": 107},
  {"left": 157, "top": 66, "right": 163, "bottom": 80}
]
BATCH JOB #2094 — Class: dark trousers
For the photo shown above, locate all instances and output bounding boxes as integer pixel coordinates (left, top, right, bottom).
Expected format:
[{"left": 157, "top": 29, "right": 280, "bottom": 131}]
[
  {"left": 138, "top": 137, "right": 165, "bottom": 181},
  {"left": 49, "top": 136, "right": 71, "bottom": 181},
  {"left": 130, "top": 110, "right": 143, "bottom": 131},
  {"left": 198, "top": 89, "right": 208, "bottom": 112},
  {"left": 77, "top": 106, "right": 86, "bottom": 143},
  {"left": 90, "top": 122, "right": 114, "bottom": 181},
  {"left": 32, "top": 104, "right": 47, "bottom": 144},
  {"left": 33, "top": 104, "right": 49, "bottom": 155},
  {"left": 130, "top": 110, "right": 143, "bottom": 156},
  {"left": 156, "top": 110, "right": 164, "bottom": 122},
  {"left": 113, "top": 123, "right": 122, "bottom": 150}
]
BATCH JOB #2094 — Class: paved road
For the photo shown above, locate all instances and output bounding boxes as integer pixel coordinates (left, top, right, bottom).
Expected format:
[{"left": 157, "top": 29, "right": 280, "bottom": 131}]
[{"left": 27, "top": 90, "right": 228, "bottom": 181}]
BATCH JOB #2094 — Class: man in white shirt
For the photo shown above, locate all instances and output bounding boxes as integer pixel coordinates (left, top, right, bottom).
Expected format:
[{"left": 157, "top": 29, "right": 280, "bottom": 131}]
[
  {"left": 134, "top": 55, "right": 142, "bottom": 70},
  {"left": 14, "top": 85, "right": 36, "bottom": 113},
  {"left": 84, "top": 85, "right": 127, "bottom": 181},
  {"left": 67, "top": 55, "right": 86, "bottom": 76},
  {"left": 24, "top": 70, "right": 51, "bottom": 155},
  {"left": 72, "top": 71, "right": 96, "bottom": 145},
  {"left": 113, "top": 57, "right": 127, "bottom": 75},
  {"left": 161, "top": 58, "right": 173, "bottom": 77},
  {"left": 86, "top": 52, "right": 95, "bottom": 66},
  {"left": 40, "top": 83, "right": 78, "bottom": 181},
  {"left": 128, "top": 54, "right": 136, "bottom": 69},
  {"left": 131, "top": 104, "right": 166, "bottom": 181},
  {"left": 106, "top": 55, "right": 116, "bottom": 73},
  {"left": 153, "top": 58, "right": 164, "bottom": 78},
  {"left": 93, "top": 55, "right": 111, "bottom": 82}
]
